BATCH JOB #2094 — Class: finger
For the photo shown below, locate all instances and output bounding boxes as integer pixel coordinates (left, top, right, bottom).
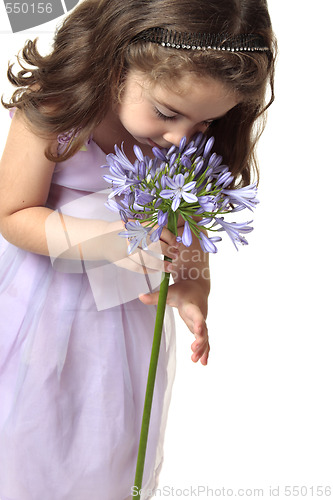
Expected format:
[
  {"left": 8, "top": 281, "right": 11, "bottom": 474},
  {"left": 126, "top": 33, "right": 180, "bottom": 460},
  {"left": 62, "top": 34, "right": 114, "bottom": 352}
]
[
  {"left": 146, "top": 240, "right": 180, "bottom": 261},
  {"left": 191, "top": 330, "right": 209, "bottom": 357},
  {"left": 139, "top": 291, "right": 160, "bottom": 305},
  {"left": 138, "top": 275, "right": 180, "bottom": 306},
  {"left": 159, "top": 227, "right": 179, "bottom": 247},
  {"left": 200, "top": 348, "right": 210, "bottom": 366},
  {"left": 191, "top": 334, "right": 210, "bottom": 362},
  {"left": 178, "top": 302, "right": 206, "bottom": 335},
  {"left": 191, "top": 349, "right": 209, "bottom": 364},
  {"left": 186, "top": 314, "right": 209, "bottom": 364}
]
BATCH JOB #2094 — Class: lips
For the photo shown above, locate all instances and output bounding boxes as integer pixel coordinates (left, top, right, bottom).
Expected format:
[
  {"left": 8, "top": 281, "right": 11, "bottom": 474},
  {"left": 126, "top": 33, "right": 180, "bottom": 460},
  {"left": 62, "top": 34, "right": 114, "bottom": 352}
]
[{"left": 147, "top": 138, "right": 161, "bottom": 148}]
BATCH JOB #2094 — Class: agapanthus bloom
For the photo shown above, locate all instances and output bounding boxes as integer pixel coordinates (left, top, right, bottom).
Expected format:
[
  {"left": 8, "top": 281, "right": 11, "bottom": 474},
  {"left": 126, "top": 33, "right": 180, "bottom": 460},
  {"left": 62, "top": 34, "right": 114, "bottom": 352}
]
[
  {"left": 118, "top": 220, "right": 151, "bottom": 254},
  {"left": 160, "top": 174, "right": 198, "bottom": 211},
  {"left": 102, "top": 134, "right": 259, "bottom": 253}
]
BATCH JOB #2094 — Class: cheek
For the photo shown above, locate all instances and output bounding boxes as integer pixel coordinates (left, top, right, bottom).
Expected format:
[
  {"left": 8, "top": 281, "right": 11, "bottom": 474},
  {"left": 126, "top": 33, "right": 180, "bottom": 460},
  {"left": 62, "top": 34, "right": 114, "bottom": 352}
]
[
  {"left": 118, "top": 99, "right": 163, "bottom": 137},
  {"left": 129, "top": 114, "right": 159, "bottom": 136}
]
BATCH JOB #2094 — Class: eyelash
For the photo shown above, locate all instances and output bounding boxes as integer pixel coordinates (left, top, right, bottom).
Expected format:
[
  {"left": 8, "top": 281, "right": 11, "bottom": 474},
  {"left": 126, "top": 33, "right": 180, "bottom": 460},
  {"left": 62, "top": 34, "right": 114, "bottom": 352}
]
[
  {"left": 154, "top": 107, "right": 176, "bottom": 121},
  {"left": 154, "top": 107, "right": 213, "bottom": 127}
]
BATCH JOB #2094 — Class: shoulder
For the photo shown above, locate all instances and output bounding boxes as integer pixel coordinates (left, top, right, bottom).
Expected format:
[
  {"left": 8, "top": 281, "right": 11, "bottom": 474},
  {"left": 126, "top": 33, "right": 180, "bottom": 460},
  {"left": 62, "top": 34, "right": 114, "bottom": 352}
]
[{"left": 5, "top": 108, "right": 58, "bottom": 156}]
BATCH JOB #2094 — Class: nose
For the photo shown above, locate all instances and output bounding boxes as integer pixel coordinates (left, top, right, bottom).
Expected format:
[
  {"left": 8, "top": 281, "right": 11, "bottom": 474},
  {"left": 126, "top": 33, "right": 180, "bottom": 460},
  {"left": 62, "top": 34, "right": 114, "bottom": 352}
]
[{"left": 162, "top": 123, "right": 207, "bottom": 147}]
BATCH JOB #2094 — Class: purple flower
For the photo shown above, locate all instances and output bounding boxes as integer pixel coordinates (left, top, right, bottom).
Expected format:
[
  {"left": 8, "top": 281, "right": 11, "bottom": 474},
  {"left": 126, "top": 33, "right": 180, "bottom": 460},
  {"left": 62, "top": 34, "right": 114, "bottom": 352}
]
[
  {"left": 119, "top": 220, "right": 151, "bottom": 254},
  {"left": 197, "top": 195, "right": 217, "bottom": 212},
  {"left": 180, "top": 156, "right": 192, "bottom": 169},
  {"left": 192, "top": 132, "right": 208, "bottom": 156},
  {"left": 222, "top": 184, "right": 259, "bottom": 211},
  {"left": 166, "top": 145, "right": 176, "bottom": 157},
  {"left": 197, "top": 217, "right": 213, "bottom": 226},
  {"left": 207, "top": 153, "right": 223, "bottom": 169},
  {"left": 215, "top": 171, "right": 234, "bottom": 188},
  {"left": 183, "top": 146, "right": 197, "bottom": 157},
  {"left": 105, "top": 196, "right": 132, "bottom": 220},
  {"left": 214, "top": 218, "right": 254, "bottom": 250},
  {"left": 203, "top": 136, "right": 215, "bottom": 158},
  {"left": 169, "top": 166, "right": 176, "bottom": 177},
  {"left": 103, "top": 165, "right": 140, "bottom": 197},
  {"left": 152, "top": 147, "right": 167, "bottom": 161},
  {"left": 150, "top": 225, "right": 164, "bottom": 242},
  {"left": 178, "top": 136, "right": 187, "bottom": 155},
  {"left": 193, "top": 158, "right": 204, "bottom": 176},
  {"left": 160, "top": 175, "right": 167, "bottom": 189},
  {"left": 133, "top": 145, "right": 144, "bottom": 162},
  {"left": 119, "top": 210, "right": 128, "bottom": 223},
  {"left": 160, "top": 174, "right": 198, "bottom": 211},
  {"left": 199, "top": 232, "right": 218, "bottom": 253},
  {"left": 193, "top": 132, "right": 204, "bottom": 148},
  {"left": 106, "top": 144, "right": 136, "bottom": 172},
  {"left": 168, "top": 153, "right": 177, "bottom": 169},
  {"left": 137, "top": 161, "right": 147, "bottom": 180},
  {"left": 181, "top": 221, "right": 192, "bottom": 247},
  {"left": 157, "top": 210, "right": 168, "bottom": 227},
  {"left": 103, "top": 134, "right": 259, "bottom": 256},
  {"left": 135, "top": 190, "right": 155, "bottom": 205}
]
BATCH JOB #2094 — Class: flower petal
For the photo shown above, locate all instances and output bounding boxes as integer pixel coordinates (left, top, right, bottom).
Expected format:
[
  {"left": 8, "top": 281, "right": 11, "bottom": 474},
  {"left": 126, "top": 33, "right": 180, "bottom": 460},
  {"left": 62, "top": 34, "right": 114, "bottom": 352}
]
[
  {"left": 157, "top": 210, "right": 168, "bottom": 226},
  {"left": 165, "top": 177, "right": 177, "bottom": 189},
  {"left": 182, "top": 181, "right": 196, "bottom": 192},
  {"left": 160, "top": 189, "right": 175, "bottom": 199},
  {"left": 182, "top": 192, "right": 198, "bottom": 203},
  {"left": 150, "top": 225, "right": 163, "bottom": 242},
  {"left": 178, "top": 136, "right": 187, "bottom": 155},
  {"left": 203, "top": 136, "right": 215, "bottom": 158},
  {"left": 199, "top": 233, "right": 218, "bottom": 253},
  {"left": 133, "top": 145, "right": 144, "bottom": 162},
  {"left": 171, "top": 194, "right": 181, "bottom": 211},
  {"left": 182, "top": 221, "right": 192, "bottom": 247},
  {"left": 174, "top": 173, "right": 185, "bottom": 187},
  {"left": 180, "top": 156, "right": 192, "bottom": 169},
  {"left": 152, "top": 147, "right": 167, "bottom": 161}
]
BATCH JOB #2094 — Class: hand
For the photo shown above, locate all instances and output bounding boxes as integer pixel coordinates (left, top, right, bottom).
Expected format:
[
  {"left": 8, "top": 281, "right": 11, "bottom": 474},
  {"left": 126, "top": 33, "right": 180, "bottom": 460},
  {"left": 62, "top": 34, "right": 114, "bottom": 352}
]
[{"left": 139, "top": 280, "right": 210, "bottom": 365}]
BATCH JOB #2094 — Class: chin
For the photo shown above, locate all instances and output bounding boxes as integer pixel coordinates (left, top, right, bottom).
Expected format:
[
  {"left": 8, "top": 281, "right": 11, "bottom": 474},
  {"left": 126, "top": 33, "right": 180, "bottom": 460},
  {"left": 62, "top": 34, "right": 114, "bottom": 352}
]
[{"left": 132, "top": 136, "right": 150, "bottom": 146}]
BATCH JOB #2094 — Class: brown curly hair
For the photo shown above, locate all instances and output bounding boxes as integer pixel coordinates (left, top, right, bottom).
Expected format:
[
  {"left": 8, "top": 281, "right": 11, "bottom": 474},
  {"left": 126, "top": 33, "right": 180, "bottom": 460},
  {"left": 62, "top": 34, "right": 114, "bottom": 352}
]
[{"left": 2, "top": 0, "right": 277, "bottom": 187}]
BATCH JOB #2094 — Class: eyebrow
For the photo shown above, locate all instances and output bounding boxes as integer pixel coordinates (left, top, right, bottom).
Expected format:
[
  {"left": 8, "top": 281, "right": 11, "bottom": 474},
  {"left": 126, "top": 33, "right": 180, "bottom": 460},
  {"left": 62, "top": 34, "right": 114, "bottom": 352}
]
[{"left": 156, "top": 100, "right": 223, "bottom": 122}]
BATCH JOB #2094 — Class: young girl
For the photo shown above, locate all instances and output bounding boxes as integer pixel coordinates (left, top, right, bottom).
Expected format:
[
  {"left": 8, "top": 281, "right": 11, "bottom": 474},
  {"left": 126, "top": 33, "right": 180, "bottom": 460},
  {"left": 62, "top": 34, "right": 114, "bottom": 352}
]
[{"left": 0, "top": 0, "right": 276, "bottom": 498}]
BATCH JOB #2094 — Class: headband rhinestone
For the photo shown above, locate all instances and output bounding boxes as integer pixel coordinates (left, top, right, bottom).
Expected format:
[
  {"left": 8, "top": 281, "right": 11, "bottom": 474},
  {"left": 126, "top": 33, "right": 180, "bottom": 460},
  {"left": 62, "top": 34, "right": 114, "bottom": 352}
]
[{"left": 137, "top": 28, "right": 270, "bottom": 52}]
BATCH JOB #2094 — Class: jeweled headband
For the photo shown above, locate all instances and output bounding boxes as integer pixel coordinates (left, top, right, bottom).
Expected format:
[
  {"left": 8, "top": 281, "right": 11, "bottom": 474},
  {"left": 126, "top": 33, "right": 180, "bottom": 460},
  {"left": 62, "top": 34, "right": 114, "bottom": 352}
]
[{"left": 136, "top": 28, "right": 270, "bottom": 53}]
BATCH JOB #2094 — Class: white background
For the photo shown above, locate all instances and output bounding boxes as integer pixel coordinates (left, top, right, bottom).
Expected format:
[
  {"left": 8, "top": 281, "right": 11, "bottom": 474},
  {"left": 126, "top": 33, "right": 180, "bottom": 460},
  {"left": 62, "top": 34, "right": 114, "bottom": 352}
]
[{"left": 0, "top": 1, "right": 332, "bottom": 498}]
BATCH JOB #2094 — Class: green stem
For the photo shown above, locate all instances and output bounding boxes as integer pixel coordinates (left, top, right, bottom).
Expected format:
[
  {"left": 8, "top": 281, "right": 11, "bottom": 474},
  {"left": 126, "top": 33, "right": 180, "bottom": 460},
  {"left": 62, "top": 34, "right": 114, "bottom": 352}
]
[{"left": 132, "top": 213, "right": 177, "bottom": 499}]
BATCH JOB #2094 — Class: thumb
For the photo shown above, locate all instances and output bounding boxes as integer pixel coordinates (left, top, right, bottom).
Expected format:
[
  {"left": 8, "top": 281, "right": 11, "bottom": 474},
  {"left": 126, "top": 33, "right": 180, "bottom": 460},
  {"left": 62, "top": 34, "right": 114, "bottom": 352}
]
[{"left": 138, "top": 291, "right": 160, "bottom": 305}]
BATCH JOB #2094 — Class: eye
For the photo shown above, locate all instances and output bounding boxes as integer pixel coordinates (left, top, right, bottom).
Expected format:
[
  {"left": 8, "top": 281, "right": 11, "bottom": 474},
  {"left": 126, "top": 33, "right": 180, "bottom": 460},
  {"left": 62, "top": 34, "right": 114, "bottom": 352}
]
[{"left": 154, "top": 107, "right": 177, "bottom": 121}]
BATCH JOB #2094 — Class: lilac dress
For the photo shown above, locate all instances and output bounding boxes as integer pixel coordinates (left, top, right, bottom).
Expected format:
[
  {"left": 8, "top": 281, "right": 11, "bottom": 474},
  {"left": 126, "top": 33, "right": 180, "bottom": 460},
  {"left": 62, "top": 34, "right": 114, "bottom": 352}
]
[{"left": 0, "top": 132, "right": 176, "bottom": 500}]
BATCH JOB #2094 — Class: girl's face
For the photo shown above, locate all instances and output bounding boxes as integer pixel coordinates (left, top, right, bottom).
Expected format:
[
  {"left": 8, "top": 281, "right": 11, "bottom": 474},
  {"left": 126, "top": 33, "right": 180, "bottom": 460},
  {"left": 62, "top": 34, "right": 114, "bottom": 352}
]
[{"left": 117, "top": 70, "right": 239, "bottom": 149}]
